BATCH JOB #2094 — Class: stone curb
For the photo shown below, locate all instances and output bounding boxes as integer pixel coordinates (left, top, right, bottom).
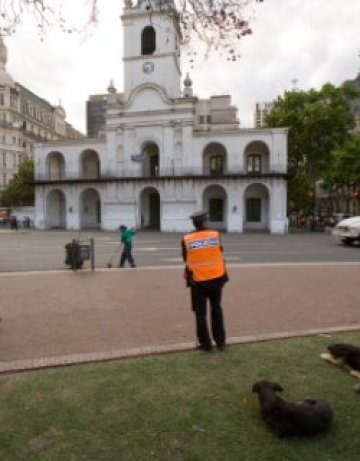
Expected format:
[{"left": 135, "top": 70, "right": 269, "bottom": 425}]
[{"left": 1, "top": 324, "right": 359, "bottom": 375}]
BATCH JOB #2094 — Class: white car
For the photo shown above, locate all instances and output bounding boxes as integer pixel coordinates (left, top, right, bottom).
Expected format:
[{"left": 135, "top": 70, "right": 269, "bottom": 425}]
[{"left": 332, "top": 216, "right": 360, "bottom": 245}]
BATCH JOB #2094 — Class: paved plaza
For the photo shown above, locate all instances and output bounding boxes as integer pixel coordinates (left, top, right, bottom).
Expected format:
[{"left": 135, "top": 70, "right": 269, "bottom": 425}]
[
  {"left": 0, "top": 251, "right": 359, "bottom": 373},
  {"left": 0, "top": 228, "right": 359, "bottom": 273}
]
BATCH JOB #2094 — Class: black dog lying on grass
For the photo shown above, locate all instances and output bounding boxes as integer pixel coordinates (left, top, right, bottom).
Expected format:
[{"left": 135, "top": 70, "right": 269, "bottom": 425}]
[
  {"left": 252, "top": 380, "right": 333, "bottom": 438},
  {"left": 327, "top": 343, "right": 360, "bottom": 374}
]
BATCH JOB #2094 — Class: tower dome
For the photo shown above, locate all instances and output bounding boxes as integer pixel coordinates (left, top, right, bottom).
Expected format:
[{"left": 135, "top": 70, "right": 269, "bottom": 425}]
[
  {"left": 184, "top": 73, "right": 193, "bottom": 88},
  {"left": 54, "top": 103, "right": 66, "bottom": 118},
  {"left": 0, "top": 37, "right": 15, "bottom": 88},
  {"left": 183, "top": 72, "right": 193, "bottom": 97},
  {"left": 107, "top": 79, "right": 116, "bottom": 94}
]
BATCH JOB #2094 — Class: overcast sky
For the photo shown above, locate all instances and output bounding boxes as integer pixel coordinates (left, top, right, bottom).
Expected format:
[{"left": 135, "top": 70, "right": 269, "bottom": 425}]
[{"left": 4, "top": 0, "right": 360, "bottom": 133}]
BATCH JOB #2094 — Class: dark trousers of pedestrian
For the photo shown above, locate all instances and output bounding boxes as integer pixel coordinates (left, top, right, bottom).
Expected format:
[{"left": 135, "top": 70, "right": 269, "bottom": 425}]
[
  {"left": 119, "top": 243, "right": 135, "bottom": 267},
  {"left": 190, "top": 284, "right": 226, "bottom": 350}
]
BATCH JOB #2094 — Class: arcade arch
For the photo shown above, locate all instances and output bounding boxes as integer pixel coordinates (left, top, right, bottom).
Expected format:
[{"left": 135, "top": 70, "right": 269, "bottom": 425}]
[
  {"left": 244, "top": 141, "right": 270, "bottom": 174},
  {"left": 203, "top": 184, "right": 227, "bottom": 231},
  {"left": 143, "top": 143, "right": 159, "bottom": 177},
  {"left": 203, "top": 143, "right": 227, "bottom": 176},
  {"left": 46, "top": 151, "right": 65, "bottom": 180},
  {"left": 244, "top": 183, "right": 269, "bottom": 231},
  {"left": 80, "top": 149, "right": 100, "bottom": 179},
  {"left": 140, "top": 187, "right": 160, "bottom": 230},
  {"left": 79, "top": 188, "right": 101, "bottom": 229},
  {"left": 46, "top": 189, "right": 66, "bottom": 228}
]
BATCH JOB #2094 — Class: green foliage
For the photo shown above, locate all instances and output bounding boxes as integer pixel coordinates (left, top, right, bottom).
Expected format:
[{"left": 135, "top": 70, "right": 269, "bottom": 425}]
[
  {"left": 0, "top": 1, "right": 265, "bottom": 62},
  {"left": 266, "top": 83, "right": 359, "bottom": 214},
  {"left": 0, "top": 332, "right": 360, "bottom": 460},
  {"left": 288, "top": 173, "right": 314, "bottom": 215},
  {"left": 323, "top": 133, "right": 360, "bottom": 188},
  {"left": 267, "top": 83, "right": 356, "bottom": 169},
  {"left": 0, "top": 159, "right": 34, "bottom": 207}
]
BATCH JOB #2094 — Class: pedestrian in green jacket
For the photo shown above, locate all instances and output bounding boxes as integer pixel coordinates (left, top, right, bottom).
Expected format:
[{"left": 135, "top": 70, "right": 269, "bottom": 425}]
[{"left": 119, "top": 225, "right": 136, "bottom": 268}]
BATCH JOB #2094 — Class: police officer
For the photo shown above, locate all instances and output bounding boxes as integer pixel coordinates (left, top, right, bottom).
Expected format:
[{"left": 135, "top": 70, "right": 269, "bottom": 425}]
[{"left": 182, "top": 210, "right": 229, "bottom": 351}]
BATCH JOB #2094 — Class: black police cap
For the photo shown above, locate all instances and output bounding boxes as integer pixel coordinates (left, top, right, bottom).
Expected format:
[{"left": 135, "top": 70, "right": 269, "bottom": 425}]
[{"left": 189, "top": 210, "right": 208, "bottom": 222}]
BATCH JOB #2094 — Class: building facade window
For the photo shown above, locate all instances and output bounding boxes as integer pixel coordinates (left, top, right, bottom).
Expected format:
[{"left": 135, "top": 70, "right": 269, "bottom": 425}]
[
  {"left": 149, "top": 154, "right": 159, "bottom": 177},
  {"left": 247, "top": 154, "right": 262, "bottom": 173},
  {"left": 209, "top": 155, "right": 224, "bottom": 175},
  {"left": 141, "top": 26, "right": 156, "bottom": 55}
]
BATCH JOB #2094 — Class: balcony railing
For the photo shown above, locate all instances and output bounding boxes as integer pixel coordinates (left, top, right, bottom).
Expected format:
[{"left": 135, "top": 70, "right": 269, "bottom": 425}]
[{"left": 34, "top": 167, "right": 290, "bottom": 182}]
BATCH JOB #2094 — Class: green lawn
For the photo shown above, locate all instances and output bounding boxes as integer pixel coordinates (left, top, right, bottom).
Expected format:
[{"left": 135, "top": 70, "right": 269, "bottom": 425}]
[{"left": 0, "top": 331, "right": 359, "bottom": 461}]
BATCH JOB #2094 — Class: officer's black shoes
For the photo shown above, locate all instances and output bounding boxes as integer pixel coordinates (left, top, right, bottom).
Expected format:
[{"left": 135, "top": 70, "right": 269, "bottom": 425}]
[
  {"left": 196, "top": 344, "right": 213, "bottom": 352},
  {"left": 196, "top": 342, "right": 225, "bottom": 352},
  {"left": 131, "top": 263, "right": 137, "bottom": 268}
]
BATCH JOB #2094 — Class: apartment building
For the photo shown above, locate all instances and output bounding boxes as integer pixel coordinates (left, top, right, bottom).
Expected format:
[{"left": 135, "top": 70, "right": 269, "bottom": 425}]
[
  {"left": 253, "top": 101, "right": 274, "bottom": 128},
  {"left": 0, "top": 37, "right": 83, "bottom": 191}
]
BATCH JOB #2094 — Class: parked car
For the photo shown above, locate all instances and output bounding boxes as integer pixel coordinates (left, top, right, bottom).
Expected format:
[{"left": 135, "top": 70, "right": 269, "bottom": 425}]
[
  {"left": 333, "top": 212, "right": 352, "bottom": 225},
  {"left": 332, "top": 216, "right": 360, "bottom": 245}
]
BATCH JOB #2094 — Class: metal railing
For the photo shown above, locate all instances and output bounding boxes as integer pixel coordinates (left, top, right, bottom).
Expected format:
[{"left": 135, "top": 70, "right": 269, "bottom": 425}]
[{"left": 34, "top": 167, "right": 289, "bottom": 182}]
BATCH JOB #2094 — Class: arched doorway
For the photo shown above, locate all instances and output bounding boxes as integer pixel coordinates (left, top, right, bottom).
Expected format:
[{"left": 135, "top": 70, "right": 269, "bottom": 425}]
[
  {"left": 140, "top": 187, "right": 161, "bottom": 230},
  {"left": 80, "top": 188, "right": 101, "bottom": 229},
  {"left": 46, "top": 189, "right": 66, "bottom": 228},
  {"left": 244, "top": 183, "right": 269, "bottom": 231},
  {"left": 203, "top": 185, "right": 227, "bottom": 231}
]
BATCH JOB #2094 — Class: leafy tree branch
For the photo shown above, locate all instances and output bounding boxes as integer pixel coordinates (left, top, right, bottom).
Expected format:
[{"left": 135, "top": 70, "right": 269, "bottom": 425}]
[
  {"left": 0, "top": 0, "right": 265, "bottom": 59},
  {"left": 0, "top": 159, "right": 34, "bottom": 207}
]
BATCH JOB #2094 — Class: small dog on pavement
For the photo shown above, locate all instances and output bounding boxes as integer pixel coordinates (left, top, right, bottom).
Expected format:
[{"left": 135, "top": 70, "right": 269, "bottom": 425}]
[{"left": 252, "top": 380, "right": 334, "bottom": 438}]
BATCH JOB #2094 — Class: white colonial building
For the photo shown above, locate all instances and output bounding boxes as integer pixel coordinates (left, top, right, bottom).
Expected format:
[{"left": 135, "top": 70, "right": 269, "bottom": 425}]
[{"left": 34, "top": 0, "right": 289, "bottom": 233}]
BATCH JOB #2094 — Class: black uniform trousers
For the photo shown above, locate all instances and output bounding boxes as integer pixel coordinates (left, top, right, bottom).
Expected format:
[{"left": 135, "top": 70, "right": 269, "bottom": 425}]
[{"left": 190, "top": 283, "right": 226, "bottom": 349}]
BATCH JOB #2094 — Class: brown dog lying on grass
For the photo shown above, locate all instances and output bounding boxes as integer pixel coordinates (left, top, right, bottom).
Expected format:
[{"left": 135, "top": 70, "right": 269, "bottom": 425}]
[{"left": 252, "top": 380, "right": 334, "bottom": 438}]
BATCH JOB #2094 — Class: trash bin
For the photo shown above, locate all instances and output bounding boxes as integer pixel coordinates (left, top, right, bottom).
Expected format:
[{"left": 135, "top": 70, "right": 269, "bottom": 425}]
[
  {"left": 65, "top": 240, "right": 83, "bottom": 269},
  {"left": 79, "top": 244, "right": 91, "bottom": 261}
]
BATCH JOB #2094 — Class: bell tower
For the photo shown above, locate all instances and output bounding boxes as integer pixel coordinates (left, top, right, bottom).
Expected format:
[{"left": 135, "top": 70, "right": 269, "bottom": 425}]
[{"left": 122, "top": 0, "right": 181, "bottom": 99}]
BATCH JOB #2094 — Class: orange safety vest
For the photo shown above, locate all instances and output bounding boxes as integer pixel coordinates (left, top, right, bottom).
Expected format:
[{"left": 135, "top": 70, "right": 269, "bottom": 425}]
[{"left": 183, "top": 230, "right": 225, "bottom": 282}]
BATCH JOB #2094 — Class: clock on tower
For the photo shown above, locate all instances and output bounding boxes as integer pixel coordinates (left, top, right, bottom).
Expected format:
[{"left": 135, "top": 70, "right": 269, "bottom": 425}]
[{"left": 142, "top": 61, "right": 154, "bottom": 74}]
